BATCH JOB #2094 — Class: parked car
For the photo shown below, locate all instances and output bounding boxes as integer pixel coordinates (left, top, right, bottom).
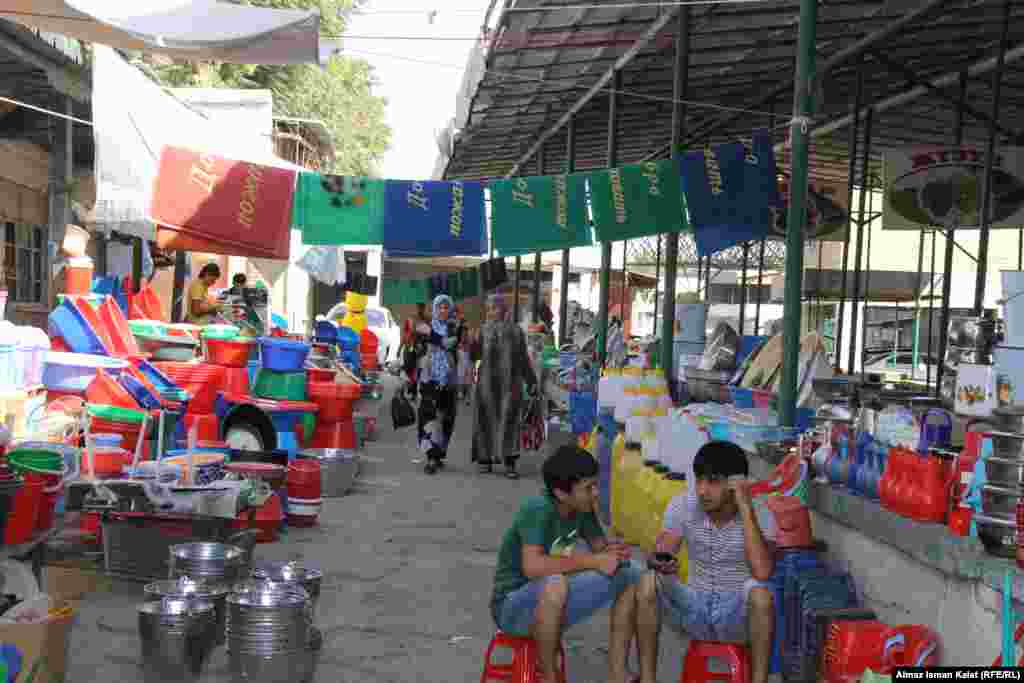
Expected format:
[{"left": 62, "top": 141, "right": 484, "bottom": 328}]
[{"left": 325, "top": 303, "right": 402, "bottom": 369}]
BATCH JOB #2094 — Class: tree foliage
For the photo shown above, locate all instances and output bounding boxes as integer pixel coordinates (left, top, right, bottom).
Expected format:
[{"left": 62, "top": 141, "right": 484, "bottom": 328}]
[{"left": 150, "top": 0, "right": 390, "bottom": 176}]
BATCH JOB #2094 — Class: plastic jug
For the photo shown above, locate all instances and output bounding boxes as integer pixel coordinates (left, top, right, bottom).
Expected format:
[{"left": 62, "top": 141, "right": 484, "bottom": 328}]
[
  {"left": 918, "top": 409, "right": 952, "bottom": 453},
  {"left": 913, "top": 451, "right": 951, "bottom": 523},
  {"left": 620, "top": 444, "right": 645, "bottom": 545},
  {"left": 632, "top": 460, "right": 659, "bottom": 550}
]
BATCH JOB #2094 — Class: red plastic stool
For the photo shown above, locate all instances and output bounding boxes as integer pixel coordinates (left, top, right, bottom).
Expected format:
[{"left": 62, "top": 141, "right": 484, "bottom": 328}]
[
  {"left": 480, "top": 632, "right": 567, "bottom": 683},
  {"left": 681, "top": 641, "right": 751, "bottom": 683}
]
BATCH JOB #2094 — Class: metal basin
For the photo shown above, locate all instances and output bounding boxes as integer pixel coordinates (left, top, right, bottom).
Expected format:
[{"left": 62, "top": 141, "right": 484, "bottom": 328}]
[
  {"left": 145, "top": 578, "right": 230, "bottom": 645},
  {"left": 988, "top": 431, "right": 1024, "bottom": 459},
  {"left": 298, "top": 449, "right": 357, "bottom": 498},
  {"left": 994, "top": 406, "right": 1024, "bottom": 435},
  {"left": 985, "top": 456, "right": 1024, "bottom": 488},
  {"left": 138, "top": 598, "right": 217, "bottom": 683},
  {"left": 974, "top": 513, "right": 1018, "bottom": 559},
  {"left": 981, "top": 484, "right": 1023, "bottom": 519},
  {"left": 170, "top": 542, "right": 247, "bottom": 584}
]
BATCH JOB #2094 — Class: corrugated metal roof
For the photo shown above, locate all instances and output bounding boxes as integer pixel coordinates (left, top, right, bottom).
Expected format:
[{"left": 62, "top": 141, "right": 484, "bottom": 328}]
[{"left": 442, "top": 0, "right": 1024, "bottom": 189}]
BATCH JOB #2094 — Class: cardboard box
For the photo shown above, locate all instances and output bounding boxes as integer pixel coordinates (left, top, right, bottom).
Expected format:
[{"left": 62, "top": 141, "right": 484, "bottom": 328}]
[
  {"left": 43, "top": 561, "right": 111, "bottom": 604},
  {"left": 0, "top": 605, "right": 74, "bottom": 682}
]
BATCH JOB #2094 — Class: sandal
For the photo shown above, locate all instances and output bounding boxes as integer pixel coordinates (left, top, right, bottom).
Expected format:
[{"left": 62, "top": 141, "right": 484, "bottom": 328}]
[{"left": 505, "top": 468, "right": 520, "bottom": 480}]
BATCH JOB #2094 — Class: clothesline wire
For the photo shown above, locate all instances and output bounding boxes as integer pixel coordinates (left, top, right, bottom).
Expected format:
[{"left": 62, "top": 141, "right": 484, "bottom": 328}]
[
  {"left": 355, "top": 0, "right": 780, "bottom": 14},
  {"left": 0, "top": 95, "right": 92, "bottom": 126},
  {"left": 343, "top": 47, "right": 791, "bottom": 120}
]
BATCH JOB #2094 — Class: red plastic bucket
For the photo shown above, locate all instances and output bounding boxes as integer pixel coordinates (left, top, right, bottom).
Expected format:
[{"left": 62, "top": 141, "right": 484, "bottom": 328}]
[
  {"left": 89, "top": 416, "right": 147, "bottom": 459},
  {"left": 5, "top": 479, "right": 43, "bottom": 544},
  {"left": 310, "top": 420, "right": 356, "bottom": 449},
  {"left": 307, "top": 382, "right": 358, "bottom": 423},
  {"left": 26, "top": 472, "right": 61, "bottom": 532},
  {"left": 222, "top": 367, "right": 250, "bottom": 395},
  {"left": 183, "top": 414, "right": 220, "bottom": 443},
  {"left": 287, "top": 460, "right": 321, "bottom": 500},
  {"left": 306, "top": 368, "right": 336, "bottom": 384},
  {"left": 205, "top": 338, "right": 255, "bottom": 368},
  {"left": 153, "top": 362, "right": 227, "bottom": 414}
]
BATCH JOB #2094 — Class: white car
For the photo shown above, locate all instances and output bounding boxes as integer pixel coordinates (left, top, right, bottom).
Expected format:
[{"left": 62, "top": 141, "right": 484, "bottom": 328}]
[{"left": 325, "top": 303, "right": 402, "bottom": 368}]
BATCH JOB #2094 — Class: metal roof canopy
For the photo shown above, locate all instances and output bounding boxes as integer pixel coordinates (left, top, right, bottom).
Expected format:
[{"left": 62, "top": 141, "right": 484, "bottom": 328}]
[{"left": 443, "top": 0, "right": 1024, "bottom": 189}]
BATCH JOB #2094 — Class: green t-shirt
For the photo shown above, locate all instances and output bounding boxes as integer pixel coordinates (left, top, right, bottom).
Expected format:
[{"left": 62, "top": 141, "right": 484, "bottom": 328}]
[{"left": 491, "top": 495, "right": 604, "bottom": 609}]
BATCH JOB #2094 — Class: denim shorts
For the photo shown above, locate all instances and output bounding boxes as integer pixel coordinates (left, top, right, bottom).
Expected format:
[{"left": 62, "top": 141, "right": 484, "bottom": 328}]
[
  {"left": 656, "top": 575, "right": 769, "bottom": 643},
  {"left": 493, "top": 561, "right": 643, "bottom": 637}
]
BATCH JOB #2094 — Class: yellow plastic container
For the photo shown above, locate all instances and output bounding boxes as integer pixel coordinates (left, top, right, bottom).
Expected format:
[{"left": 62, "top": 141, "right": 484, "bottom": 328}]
[
  {"left": 662, "top": 472, "right": 689, "bottom": 582},
  {"left": 619, "top": 442, "right": 645, "bottom": 545},
  {"left": 611, "top": 433, "right": 629, "bottom": 534}
]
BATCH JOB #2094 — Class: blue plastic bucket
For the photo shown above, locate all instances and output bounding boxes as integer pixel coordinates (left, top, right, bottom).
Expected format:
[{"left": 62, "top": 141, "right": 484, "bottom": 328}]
[{"left": 259, "top": 338, "right": 311, "bottom": 373}]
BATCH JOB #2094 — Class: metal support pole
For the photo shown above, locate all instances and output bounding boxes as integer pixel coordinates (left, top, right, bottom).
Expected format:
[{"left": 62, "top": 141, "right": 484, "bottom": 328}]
[
  {"left": 779, "top": 0, "right": 818, "bottom": 427},
  {"left": 620, "top": 240, "right": 629, "bottom": 330},
  {"left": 558, "top": 118, "right": 575, "bottom": 346},
  {"left": 835, "top": 64, "right": 864, "bottom": 372},
  {"left": 513, "top": 255, "right": 522, "bottom": 324},
  {"left": 847, "top": 107, "right": 874, "bottom": 374},
  {"left": 739, "top": 242, "right": 750, "bottom": 336},
  {"left": 171, "top": 250, "right": 187, "bottom": 323},
  {"left": 533, "top": 148, "right": 544, "bottom": 324},
  {"left": 927, "top": 230, "right": 936, "bottom": 387},
  {"left": 132, "top": 237, "right": 144, "bottom": 294},
  {"left": 861, "top": 185, "right": 876, "bottom": 375},
  {"left": 754, "top": 238, "right": 766, "bottom": 334},
  {"left": 661, "top": 5, "right": 689, "bottom": 388},
  {"left": 973, "top": 0, "right": 1012, "bottom": 315},
  {"left": 597, "top": 71, "right": 620, "bottom": 367},
  {"left": 653, "top": 235, "right": 662, "bottom": 337},
  {"left": 936, "top": 72, "right": 969, "bottom": 397},
  {"left": 914, "top": 230, "right": 926, "bottom": 376}
]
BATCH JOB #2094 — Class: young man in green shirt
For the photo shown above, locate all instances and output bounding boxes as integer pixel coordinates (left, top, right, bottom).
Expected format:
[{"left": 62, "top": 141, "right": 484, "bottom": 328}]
[{"left": 491, "top": 445, "right": 644, "bottom": 683}]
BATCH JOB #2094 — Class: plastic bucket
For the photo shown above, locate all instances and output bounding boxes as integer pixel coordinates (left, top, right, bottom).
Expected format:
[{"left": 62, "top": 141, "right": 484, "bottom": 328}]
[
  {"left": 205, "top": 338, "right": 254, "bottom": 368},
  {"left": 307, "top": 382, "right": 358, "bottom": 423},
  {"left": 5, "top": 479, "right": 42, "bottom": 544},
  {"left": 258, "top": 338, "right": 311, "bottom": 373},
  {"left": 310, "top": 420, "right": 356, "bottom": 449},
  {"left": 287, "top": 461, "right": 321, "bottom": 500},
  {"left": 26, "top": 471, "right": 60, "bottom": 532},
  {"left": 65, "top": 257, "right": 94, "bottom": 295}
]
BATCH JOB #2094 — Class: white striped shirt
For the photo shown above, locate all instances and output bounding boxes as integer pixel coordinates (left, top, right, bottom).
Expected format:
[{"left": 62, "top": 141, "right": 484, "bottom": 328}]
[{"left": 662, "top": 465, "right": 776, "bottom": 593}]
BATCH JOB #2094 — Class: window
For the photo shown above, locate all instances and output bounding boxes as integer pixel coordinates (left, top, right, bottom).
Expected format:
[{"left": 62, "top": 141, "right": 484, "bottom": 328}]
[
  {"left": 706, "top": 283, "right": 771, "bottom": 305},
  {"left": 2, "top": 222, "right": 47, "bottom": 304}
]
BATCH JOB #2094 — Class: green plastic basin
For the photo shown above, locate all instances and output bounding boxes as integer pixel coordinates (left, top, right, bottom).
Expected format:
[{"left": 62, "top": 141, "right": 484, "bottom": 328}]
[{"left": 252, "top": 368, "right": 307, "bottom": 401}]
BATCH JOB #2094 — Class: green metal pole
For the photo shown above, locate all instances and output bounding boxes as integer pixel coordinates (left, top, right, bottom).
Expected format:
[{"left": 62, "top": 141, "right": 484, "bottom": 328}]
[
  {"left": 597, "top": 71, "right": 620, "bottom": 368},
  {"left": 779, "top": 0, "right": 818, "bottom": 428}
]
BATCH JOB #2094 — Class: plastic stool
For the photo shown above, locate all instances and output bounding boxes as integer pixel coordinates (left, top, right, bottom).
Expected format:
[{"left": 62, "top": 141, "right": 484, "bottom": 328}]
[
  {"left": 480, "top": 632, "right": 567, "bottom": 683},
  {"left": 681, "top": 641, "right": 751, "bottom": 683}
]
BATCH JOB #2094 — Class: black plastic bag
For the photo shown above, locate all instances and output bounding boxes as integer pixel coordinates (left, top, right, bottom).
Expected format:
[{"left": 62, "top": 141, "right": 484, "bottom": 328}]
[{"left": 392, "top": 391, "right": 416, "bottom": 429}]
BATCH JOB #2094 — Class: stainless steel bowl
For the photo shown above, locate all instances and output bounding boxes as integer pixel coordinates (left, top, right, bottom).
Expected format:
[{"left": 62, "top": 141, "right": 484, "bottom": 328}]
[
  {"left": 974, "top": 513, "right": 1018, "bottom": 559},
  {"left": 981, "top": 484, "right": 1023, "bottom": 519},
  {"left": 985, "top": 456, "right": 1024, "bottom": 487},
  {"left": 994, "top": 406, "right": 1024, "bottom": 434},
  {"left": 989, "top": 431, "right": 1024, "bottom": 459}
]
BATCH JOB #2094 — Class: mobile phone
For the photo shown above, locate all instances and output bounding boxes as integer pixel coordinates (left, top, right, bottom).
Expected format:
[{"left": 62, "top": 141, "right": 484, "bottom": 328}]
[{"left": 654, "top": 552, "right": 674, "bottom": 563}]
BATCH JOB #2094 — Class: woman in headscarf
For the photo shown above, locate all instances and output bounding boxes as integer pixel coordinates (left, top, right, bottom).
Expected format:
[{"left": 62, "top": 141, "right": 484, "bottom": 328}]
[
  {"left": 472, "top": 293, "right": 538, "bottom": 479},
  {"left": 418, "top": 294, "right": 462, "bottom": 474}
]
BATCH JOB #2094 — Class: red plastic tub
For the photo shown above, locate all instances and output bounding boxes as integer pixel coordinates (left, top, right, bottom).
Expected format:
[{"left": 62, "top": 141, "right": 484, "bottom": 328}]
[
  {"left": 231, "top": 493, "right": 282, "bottom": 543},
  {"left": 306, "top": 368, "right": 336, "bottom": 384},
  {"left": 222, "top": 366, "right": 250, "bottom": 395},
  {"left": 153, "top": 362, "right": 226, "bottom": 414},
  {"left": 287, "top": 460, "right": 321, "bottom": 500},
  {"left": 5, "top": 479, "right": 43, "bottom": 544},
  {"left": 183, "top": 414, "right": 220, "bottom": 443},
  {"left": 307, "top": 382, "right": 359, "bottom": 423},
  {"left": 86, "top": 370, "right": 139, "bottom": 409},
  {"left": 360, "top": 353, "right": 379, "bottom": 371},
  {"left": 205, "top": 338, "right": 255, "bottom": 368},
  {"left": 88, "top": 416, "right": 146, "bottom": 457}
]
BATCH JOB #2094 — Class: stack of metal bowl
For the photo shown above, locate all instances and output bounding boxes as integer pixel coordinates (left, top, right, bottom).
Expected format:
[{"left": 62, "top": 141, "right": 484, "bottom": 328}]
[
  {"left": 226, "top": 584, "right": 319, "bottom": 683},
  {"left": 170, "top": 542, "right": 248, "bottom": 584},
  {"left": 976, "top": 430, "right": 1024, "bottom": 557},
  {"left": 144, "top": 577, "right": 231, "bottom": 645},
  {"left": 138, "top": 597, "right": 217, "bottom": 683},
  {"left": 250, "top": 561, "right": 323, "bottom": 615},
  {"left": 297, "top": 449, "right": 357, "bottom": 497}
]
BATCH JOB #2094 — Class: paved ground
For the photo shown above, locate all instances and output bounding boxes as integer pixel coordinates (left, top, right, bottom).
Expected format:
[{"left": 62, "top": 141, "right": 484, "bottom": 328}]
[{"left": 62, "top": 376, "right": 694, "bottom": 682}]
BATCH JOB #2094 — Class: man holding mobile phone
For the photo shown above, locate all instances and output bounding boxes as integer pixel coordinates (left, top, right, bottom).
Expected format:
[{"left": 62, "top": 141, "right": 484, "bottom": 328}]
[{"left": 632, "top": 440, "right": 777, "bottom": 683}]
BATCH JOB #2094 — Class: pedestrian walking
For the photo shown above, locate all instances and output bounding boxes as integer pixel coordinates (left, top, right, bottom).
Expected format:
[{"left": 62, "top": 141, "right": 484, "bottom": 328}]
[
  {"left": 471, "top": 293, "right": 537, "bottom": 479},
  {"left": 418, "top": 294, "right": 462, "bottom": 475}
]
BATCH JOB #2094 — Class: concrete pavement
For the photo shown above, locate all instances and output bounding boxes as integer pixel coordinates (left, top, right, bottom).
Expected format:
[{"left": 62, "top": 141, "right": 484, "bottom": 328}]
[{"left": 61, "top": 377, "right": 692, "bottom": 682}]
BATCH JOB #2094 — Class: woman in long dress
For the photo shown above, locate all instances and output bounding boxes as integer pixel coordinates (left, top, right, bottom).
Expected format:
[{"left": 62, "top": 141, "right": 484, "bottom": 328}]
[
  {"left": 472, "top": 293, "right": 537, "bottom": 479},
  {"left": 418, "top": 294, "right": 462, "bottom": 474}
]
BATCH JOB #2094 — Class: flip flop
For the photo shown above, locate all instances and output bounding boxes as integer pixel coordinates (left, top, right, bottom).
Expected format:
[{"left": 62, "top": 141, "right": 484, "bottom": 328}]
[{"left": 505, "top": 469, "right": 520, "bottom": 480}]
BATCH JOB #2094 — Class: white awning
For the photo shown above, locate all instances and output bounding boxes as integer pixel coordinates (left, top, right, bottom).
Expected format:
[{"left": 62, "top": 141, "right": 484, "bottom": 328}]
[
  {"left": 91, "top": 45, "right": 304, "bottom": 240},
  {"left": 3, "top": 0, "right": 322, "bottom": 64}
]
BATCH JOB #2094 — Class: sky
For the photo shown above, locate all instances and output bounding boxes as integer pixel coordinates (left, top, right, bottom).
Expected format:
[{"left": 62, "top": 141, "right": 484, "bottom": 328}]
[{"left": 344, "top": 1, "right": 488, "bottom": 179}]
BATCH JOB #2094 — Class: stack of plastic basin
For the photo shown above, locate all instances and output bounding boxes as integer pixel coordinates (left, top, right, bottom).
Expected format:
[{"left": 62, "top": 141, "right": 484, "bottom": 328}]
[
  {"left": 153, "top": 362, "right": 225, "bottom": 443},
  {"left": 359, "top": 329, "right": 379, "bottom": 371},
  {"left": 87, "top": 404, "right": 149, "bottom": 458},
  {"left": 286, "top": 460, "right": 321, "bottom": 526},
  {"left": 65, "top": 256, "right": 94, "bottom": 295},
  {"left": 307, "top": 381, "right": 360, "bottom": 450},
  {"left": 202, "top": 329, "right": 253, "bottom": 397}
]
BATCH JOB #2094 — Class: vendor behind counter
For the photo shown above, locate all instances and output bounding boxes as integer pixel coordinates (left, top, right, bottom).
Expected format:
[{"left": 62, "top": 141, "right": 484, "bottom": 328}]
[{"left": 184, "top": 263, "right": 224, "bottom": 325}]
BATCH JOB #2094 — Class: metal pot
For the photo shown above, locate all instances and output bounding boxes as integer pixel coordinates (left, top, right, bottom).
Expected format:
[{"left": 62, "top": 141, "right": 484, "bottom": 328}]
[
  {"left": 948, "top": 316, "right": 1002, "bottom": 352},
  {"left": 989, "top": 431, "right": 1024, "bottom": 459},
  {"left": 170, "top": 542, "right": 247, "bottom": 584},
  {"left": 297, "top": 449, "right": 357, "bottom": 498},
  {"left": 985, "top": 456, "right": 1024, "bottom": 488},
  {"left": 138, "top": 598, "right": 217, "bottom": 683},
  {"left": 974, "top": 513, "right": 1018, "bottom": 558},
  {"left": 981, "top": 484, "right": 1023, "bottom": 519},
  {"left": 145, "top": 577, "right": 230, "bottom": 645},
  {"left": 994, "top": 405, "right": 1024, "bottom": 434}
]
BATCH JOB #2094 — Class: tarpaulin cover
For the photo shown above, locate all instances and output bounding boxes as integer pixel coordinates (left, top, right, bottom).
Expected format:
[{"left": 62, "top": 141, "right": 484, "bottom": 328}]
[
  {"left": 382, "top": 180, "right": 486, "bottom": 257},
  {"left": 293, "top": 173, "right": 385, "bottom": 246},
  {"left": 587, "top": 159, "right": 686, "bottom": 241},
  {"left": 150, "top": 146, "right": 296, "bottom": 260},
  {"left": 3, "top": 0, "right": 322, "bottom": 64},
  {"left": 489, "top": 174, "right": 592, "bottom": 255}
]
